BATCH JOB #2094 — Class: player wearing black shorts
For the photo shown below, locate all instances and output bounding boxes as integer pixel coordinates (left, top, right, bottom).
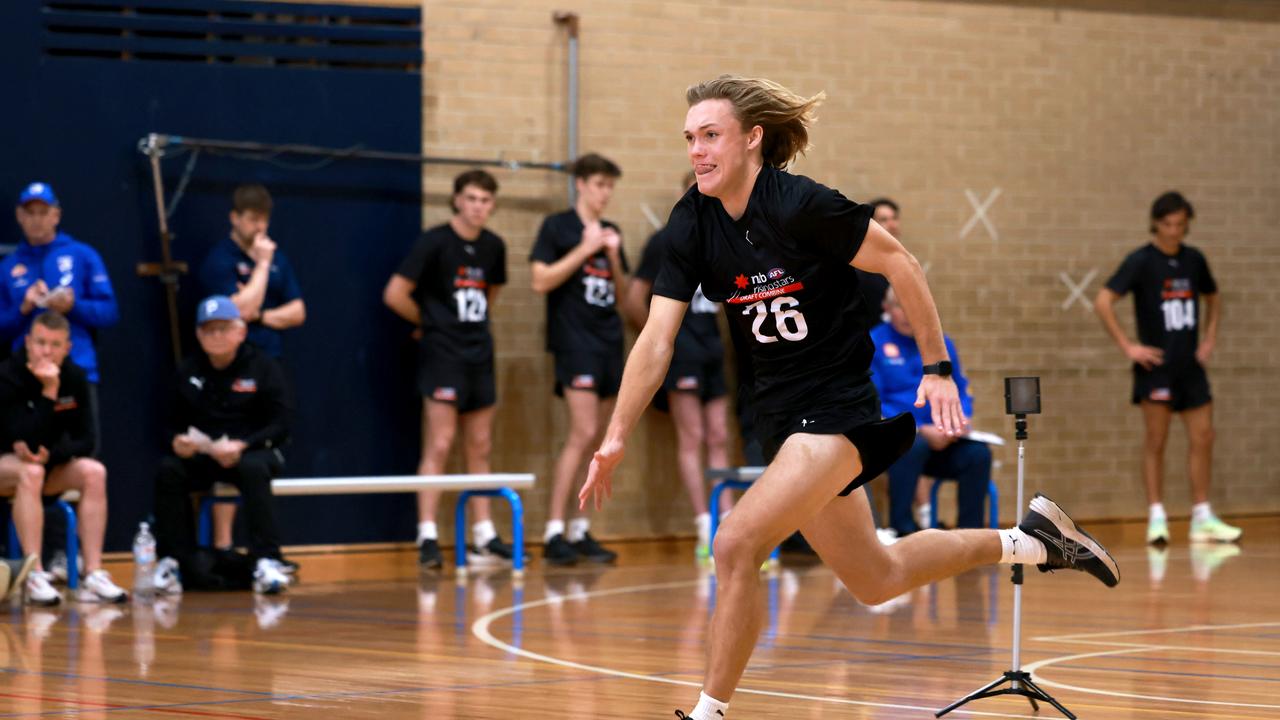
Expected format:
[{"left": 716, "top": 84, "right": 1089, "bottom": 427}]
[
  {"left": 623, "top": 172, "right": 732, "bottom": 560},
  {"left": 1095, "top": 191, "right": 1238, "bottom": 546},
  {"left": 529, "top": 153, "right": 628, "bottom": 566},
  {"left": 383, "top": 169, "right": 518, "bottom": 569},
  {"left": 579, "top": 76, "right": 1120, "bottom": 720}
]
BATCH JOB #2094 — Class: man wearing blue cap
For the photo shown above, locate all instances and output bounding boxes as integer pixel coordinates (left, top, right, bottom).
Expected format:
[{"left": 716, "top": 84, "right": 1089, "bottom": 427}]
[
  {"left": 151, "top": 296, "right": 292, "bottom": 594},
  {"left": 3, "top": 183, "right": 118, "bottom": 385},
  {"left": 4, "top": 182, "right": 119, "bottom": 583}
]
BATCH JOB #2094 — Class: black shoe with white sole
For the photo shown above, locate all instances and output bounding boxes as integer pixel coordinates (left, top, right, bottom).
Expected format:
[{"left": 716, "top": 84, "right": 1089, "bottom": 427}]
[{"left": 1019, "top": 493, "right": 1120, "bottom": 588}]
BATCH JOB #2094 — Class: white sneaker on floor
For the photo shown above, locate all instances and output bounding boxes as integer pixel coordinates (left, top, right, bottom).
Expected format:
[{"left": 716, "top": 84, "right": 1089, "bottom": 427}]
[
  {"left": 76, "top": 569, "right": 128, "bottom": 604},
  {"left": 253, "top": 558, "right": 290, "bottom": 595},
  {"left": 25, "top": 570, "right": 63, "bottom": 607},
  {"left": 47, "top": 551, "right": 83, "bottom": 585},
  {"left": 153, "top": 557, "right": 183, "bottom": 595}
]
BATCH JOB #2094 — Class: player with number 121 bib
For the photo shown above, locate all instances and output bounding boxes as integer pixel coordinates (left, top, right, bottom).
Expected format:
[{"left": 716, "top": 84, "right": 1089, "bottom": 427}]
[{"left": 383, "top": 169, "right": 519, "bottom": 570}]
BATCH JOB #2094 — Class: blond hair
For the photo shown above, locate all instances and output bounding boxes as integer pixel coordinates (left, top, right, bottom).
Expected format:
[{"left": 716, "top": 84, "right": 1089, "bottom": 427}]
[{"left": 686, "top": 75, "right": 825, "bottom": 169}]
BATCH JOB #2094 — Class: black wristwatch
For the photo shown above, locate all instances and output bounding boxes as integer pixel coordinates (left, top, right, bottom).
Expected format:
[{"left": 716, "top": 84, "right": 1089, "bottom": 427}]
[{"left": 922, "top": 360, "right": 953, "bottom": 378}]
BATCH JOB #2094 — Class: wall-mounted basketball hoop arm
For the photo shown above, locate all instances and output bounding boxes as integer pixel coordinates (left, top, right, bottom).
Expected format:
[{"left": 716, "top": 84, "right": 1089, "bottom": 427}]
[{"left": 135, "top": 132, "right": 570, "bottom": 364}]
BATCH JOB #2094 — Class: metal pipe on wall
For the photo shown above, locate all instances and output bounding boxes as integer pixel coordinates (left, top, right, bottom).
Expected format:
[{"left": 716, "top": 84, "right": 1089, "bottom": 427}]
[{"left": 553, "top": 11, "right": 579, "bottom": 203}]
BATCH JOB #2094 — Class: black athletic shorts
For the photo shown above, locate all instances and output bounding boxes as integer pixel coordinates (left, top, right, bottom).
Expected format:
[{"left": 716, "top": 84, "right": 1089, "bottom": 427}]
[
  {"left": 755, "top": 380, "right": 915, "bottom": 497},
  {"left": 663, "top": 358, "right": 728, "bottom": 401},
  {"left": 418, "top": 356, "right": 496, "bottom": 413},
  {"left": 1132, "top": 362, "right": 1211, "bottom": 411},
  {"left": 553, "top": 347, "right": 623, "bottom": 398}
]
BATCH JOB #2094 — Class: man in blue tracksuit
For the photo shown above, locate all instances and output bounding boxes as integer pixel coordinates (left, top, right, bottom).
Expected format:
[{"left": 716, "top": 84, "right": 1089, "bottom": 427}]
[
  {"left": 2, "top": 182, "right": 119, "bottom": 385},
  {"left": 3, "top": 182, "right": 119, "bottom": 579},
  {"left": 869, "top": 287, "right": 990, "bottom": 536}
]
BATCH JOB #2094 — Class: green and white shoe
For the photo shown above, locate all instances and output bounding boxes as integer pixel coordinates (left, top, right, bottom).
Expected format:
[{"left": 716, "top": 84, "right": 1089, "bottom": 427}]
[
  {"left": 695, "top": 540, "right": 711, "bottom": 562},
  {"left": 1146, "top": 516, "right": 1170, "bottom": 545},
  {"left": 1189, "top": 515, "right": 1242, "bottom": 543}
]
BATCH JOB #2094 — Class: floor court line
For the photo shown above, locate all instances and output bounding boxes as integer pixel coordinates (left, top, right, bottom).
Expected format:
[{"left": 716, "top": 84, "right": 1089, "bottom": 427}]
[{"left": 472, "top": 579, "right": 1053, "bottom": 719}]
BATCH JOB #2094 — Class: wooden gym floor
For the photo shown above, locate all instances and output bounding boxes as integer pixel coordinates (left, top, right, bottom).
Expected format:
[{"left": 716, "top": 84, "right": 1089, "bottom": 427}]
[{"left": 1, "top": 516, "right": 1276, "bottom": 719}]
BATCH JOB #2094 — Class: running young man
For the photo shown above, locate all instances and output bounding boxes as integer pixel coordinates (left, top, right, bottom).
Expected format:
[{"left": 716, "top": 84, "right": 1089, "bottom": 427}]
[
  {"left": 384, "top": 169, "right": 516, "bottom": 568},
  {"left": 1094, "top": 191, "right": 1238, "bottom": 545},
  {"left": 623, "top": 171, "right": 731, "bottom": 560},
  {"left": 530, "top": 153, "right": 628, "bottom": 566},
  {"left": 578, "top": 76, "right": 1119, "bottom": 720}
]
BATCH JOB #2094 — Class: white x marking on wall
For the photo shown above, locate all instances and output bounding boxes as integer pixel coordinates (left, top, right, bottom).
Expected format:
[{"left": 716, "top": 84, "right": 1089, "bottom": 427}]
[
  {"left": 1059, "top": 269, "right": 1098, "bottom": 312},
  {"left": 960, "top": 188, "right": 1002, "bottom": 241}
]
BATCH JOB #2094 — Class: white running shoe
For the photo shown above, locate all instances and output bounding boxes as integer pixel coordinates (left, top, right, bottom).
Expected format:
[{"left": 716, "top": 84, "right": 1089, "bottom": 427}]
[
  {"left": 25, "top": 570, "right": 63, "bottom": 606},
  {"left": 153, "top": 557, "right": 183, "bottom": 595},
  {"left": 253, "top": 558, "right": 290, "bottom": 595},
  {"left": 47, "top": 551, "right": 83, "bottom": 585},
  {"left": 876, "top": 528, "right": 900, "bottom": 546},
  {"left": 76, "top": 569, "right": 128, "bottom": 604}
]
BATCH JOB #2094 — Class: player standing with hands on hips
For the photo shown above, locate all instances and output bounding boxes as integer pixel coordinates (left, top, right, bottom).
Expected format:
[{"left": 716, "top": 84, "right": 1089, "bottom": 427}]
[{"left": 578, "top": 75, "right": 1120, "bottom": 720}]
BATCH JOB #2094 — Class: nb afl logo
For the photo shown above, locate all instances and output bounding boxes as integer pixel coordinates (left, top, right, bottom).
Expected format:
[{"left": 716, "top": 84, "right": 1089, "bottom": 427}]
[{"left": 800, "top": 419, "right": 811, "bottom": 428}]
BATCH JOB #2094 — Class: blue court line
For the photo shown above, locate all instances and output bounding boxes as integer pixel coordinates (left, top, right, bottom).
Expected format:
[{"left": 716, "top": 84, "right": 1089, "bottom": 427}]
[
  {"left": 1056, "top": 663, "right": 1280, "bottom": 684},
  {"left": 0, "top": 667, "right": 273, "bottom": 697}
]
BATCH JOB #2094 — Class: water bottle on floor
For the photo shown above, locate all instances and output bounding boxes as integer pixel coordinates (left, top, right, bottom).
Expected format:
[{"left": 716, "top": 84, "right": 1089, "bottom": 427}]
[{"left": 133, "top": 522, "right": 157, "bottom": 599}]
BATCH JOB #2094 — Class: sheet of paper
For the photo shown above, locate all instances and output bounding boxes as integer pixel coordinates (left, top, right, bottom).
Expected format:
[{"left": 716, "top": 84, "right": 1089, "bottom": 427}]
[{"left": 965, "top": 430, "right": 1006, "bottom": 446}]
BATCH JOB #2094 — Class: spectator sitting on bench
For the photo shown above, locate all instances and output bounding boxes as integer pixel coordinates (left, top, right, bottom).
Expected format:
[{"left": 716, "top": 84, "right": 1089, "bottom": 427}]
[
  {"left": 0, "top": 311, "right": 125, "bottom": 605},
  {"left": 869, "top": 288, "right": 990, "bottom": 537},
  {"left": 153, "top": 296, "right": 291, "bottom": 595}
]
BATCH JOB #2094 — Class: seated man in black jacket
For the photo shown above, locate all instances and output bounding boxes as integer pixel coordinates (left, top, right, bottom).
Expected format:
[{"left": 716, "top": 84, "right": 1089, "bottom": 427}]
[
  {"left": 0, "top": 312, "right": 126, "bottom": 605},
  {"left": 154, "top": 296, "right": 292, "bottom": 594}
]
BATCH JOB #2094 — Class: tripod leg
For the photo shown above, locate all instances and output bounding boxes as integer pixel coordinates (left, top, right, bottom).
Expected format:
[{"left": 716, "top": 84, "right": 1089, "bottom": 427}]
[
  {"left": 1021, "top": 677, "right": 1076, "bottom": 720},
  {"left": 1028, "top": 696, "right": 1040, "bottom": 712},
  {"left": 935, "top": 676, "right": 1012, "bottom": 718}
]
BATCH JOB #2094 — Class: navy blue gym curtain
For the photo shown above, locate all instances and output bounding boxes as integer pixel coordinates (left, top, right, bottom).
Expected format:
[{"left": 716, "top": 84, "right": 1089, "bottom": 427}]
[{"left": 0, "top": 1, "right": 424, "bottom": 550}]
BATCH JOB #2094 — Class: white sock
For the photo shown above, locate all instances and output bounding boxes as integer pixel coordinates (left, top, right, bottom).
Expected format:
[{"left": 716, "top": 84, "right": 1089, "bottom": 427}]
[
  {"left": 695, "top": 513, "right": 711, "bottom": 545},
  {"left": 1149, "top": 503, "right": 1167, "bottom": 522},
  {"left": 544, "top": 520, "right": 565, "bottom": 542},
  {"left": 916, "top": 502, "right": 932, "bottom": 530},
  {"left": 998, "top": 527, "right": 1047, "bottom": 565},
  {"left": 691, "top": 691, "right": 729, "bottom": 719},
  {"left": 1191, "top": 502, "right": 1212, "bottom": 523},
  {"left": 567, "top": 517, "right": 590, "bottom": 543},
  {"left": 417, "top": 521, "right": 438, "bottom": 544},
  {"left": 473, "top": 520, "right": 497, "bottom": 548}
]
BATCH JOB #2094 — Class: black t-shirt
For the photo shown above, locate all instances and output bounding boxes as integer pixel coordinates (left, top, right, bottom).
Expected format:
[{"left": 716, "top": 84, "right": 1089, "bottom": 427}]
[
  {"left": 396, "top": 224, "right": 507, "bottom": 363},
  {"left": 855, "top": 269, "right": 889, "bottom": 324},
  {"left": 529, "top": 209, "right": 629, "bottom": 354},
  {"left": 636, "top": 227, "right": 723, "bottom": 365},
  {"left": 1105, "top": 242, "right": 1217, "bottom": 371},
  {"left": 653, "top": 166, "right": 875, "bottom": 415}
]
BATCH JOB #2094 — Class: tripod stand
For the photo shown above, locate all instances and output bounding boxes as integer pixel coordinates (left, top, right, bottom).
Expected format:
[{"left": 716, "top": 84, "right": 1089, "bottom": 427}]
[{"left": 936, "top": 409, "right": 1075, "bottom": 719}]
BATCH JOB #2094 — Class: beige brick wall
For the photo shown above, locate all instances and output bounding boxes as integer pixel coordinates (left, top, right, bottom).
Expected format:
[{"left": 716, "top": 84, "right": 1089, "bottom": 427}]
[{"left": 349, "top": 0, "right": 1280, "bottom": 541}]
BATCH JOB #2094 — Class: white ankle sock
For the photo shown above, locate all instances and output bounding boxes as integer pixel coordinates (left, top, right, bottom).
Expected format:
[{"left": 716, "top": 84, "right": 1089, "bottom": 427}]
[
  {"left": 1149, "top": 503, "right": 1167, "bottom": 522},
  {"left": 691, "top": 691, "right": 729, "bottom": 719},
  {"left": 544, "top": 520, "right": 565, "bottom": 542},
  {"left": 567, "top": 517, "right": 590, "bottom": 543},
  {"left": 1191, "top": 502, "right": 1212, "bottom": 523},
  {"left": 695, "top": 513, "right": 711, "bottom": 544},
  {"left": 473, "top": 520, "right": 497, "bottom": 547},
  {"left": 998, "top": 527, "right": 1047, "bottom": 565},
  {"left": 417, "top": 521, "right": 438, "bottom": 544}
]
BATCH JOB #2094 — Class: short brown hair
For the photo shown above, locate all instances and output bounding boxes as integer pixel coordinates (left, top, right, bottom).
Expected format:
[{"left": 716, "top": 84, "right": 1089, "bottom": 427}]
[
  {"left": 232, "top": 184, "right": 273, "bottom": 215},
  {"left": 453, "top": 169, "right": 498, "bottom": 197},
  {"left": 571, "top": 153, "right": 621, "bottom": 181},
  {"left": 33, "top": 311, "right": 70, "bottom": 334},
  {"left": 686, "top": 75, "right": 825, "bottom": 169}
]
